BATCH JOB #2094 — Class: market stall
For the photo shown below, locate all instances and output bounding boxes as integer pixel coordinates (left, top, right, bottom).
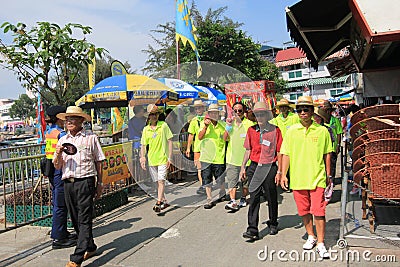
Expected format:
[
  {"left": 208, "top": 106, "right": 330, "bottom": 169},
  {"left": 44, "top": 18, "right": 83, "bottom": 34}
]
[{"left": 75, "top": 74, "right": 178, "bottom": 186}]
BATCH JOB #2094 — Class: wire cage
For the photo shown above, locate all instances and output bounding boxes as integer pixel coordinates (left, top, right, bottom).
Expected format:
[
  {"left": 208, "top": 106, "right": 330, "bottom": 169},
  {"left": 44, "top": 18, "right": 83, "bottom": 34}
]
[
  {"left": 364, "top": 138, "right": 400, "bottom": 155},
  {"left": 350, "top": 115, "right": 400, "bottom": 139},
  {"left": 354, "top": 168, "right": 367, "bottom": 184},
  {"left": 353, "top": 129, "right": 400, "bottom": 148},
  {"left": 352, "top": 143, "right": 365, "bottom": 161},
  {"left": 351, "top": 104, "right": 400, "bottom": 125},
  {"left": 367, "top": 163, "right": 400, "bottom": 200}
]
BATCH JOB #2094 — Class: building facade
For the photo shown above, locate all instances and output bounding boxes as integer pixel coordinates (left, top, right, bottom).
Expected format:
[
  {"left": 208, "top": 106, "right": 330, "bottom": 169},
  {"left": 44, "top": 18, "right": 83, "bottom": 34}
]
[{"left": 275, "top": 47, "right": 354, "bottom": 102}]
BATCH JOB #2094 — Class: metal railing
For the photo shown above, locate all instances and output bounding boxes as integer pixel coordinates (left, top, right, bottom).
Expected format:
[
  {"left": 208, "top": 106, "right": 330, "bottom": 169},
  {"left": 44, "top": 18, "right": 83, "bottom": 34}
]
[
  {"left": 0, "top": 134, "right": 193, "bottom": 233},
  {"left": 0, "top": 149, "right": 51, "bottom": 233}
]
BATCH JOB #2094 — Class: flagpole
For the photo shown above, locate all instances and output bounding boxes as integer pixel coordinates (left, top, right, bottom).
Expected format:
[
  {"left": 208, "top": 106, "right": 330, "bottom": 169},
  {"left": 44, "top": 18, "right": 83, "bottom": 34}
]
[{"left": 176, "top": 35, "right": 181, "bottom": 80}]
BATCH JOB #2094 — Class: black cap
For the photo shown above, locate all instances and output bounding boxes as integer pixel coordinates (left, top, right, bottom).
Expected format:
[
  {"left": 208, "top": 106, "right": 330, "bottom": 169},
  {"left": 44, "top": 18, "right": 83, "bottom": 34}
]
[{"left": 46, "top": 106, "right": 66, "bottom": 117}]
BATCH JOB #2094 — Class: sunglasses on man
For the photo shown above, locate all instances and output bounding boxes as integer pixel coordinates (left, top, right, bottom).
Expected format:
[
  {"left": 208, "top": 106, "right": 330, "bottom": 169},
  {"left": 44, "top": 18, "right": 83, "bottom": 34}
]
[{"left": 295, "top": 108, "right": 311, "bottom": 113}]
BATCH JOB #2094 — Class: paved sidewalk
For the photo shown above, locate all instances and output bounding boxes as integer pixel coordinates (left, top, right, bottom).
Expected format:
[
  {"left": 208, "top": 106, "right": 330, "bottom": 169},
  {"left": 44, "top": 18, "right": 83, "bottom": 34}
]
[{"left": 0, "top": 182, "right": 398, "bottom": 267}]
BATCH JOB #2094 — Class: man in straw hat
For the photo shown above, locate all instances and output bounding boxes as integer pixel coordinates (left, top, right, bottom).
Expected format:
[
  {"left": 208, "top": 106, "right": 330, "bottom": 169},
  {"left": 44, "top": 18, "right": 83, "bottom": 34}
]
[
  {"left": 240, "top": 101, "right": 283, "bottom": 240},
  {"left": 140, "top": 104, "right": 173, "bottom": 212},
  {"left": 280, "top": 96, "right": 333, "bottom": 258},
  {"left": 53, "top": 106, "right": 105, "bottom": 267},
  {"left": 185, "top": 100, "right": 206, "bottom": 194},
  {"left": 270, "top": 98, "right": 298, "bottom": 138},
  {"left": 270, "top": 98, "right": 299, "bottom": 192},
  {"left": 322, "top": 100, "right": 343, "bottom": 180},
  {"left": 43, "top": 105, "right": 77, "bottom": 249},
  {"left": 198, "top": 103, "right": 227, "bottom": 209}
]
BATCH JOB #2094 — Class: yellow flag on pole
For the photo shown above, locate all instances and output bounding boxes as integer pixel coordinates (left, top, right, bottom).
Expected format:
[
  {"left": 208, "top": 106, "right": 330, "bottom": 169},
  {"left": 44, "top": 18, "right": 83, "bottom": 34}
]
[{"left": 176, "top": 0, "right": 202, "bottom": 77}]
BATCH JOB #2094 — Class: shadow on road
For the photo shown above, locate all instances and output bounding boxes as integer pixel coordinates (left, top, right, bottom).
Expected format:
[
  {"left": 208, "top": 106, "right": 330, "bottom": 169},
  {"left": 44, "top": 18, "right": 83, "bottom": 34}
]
[{"left": 87, "top": 226, "right": 166, "bottom": 266}]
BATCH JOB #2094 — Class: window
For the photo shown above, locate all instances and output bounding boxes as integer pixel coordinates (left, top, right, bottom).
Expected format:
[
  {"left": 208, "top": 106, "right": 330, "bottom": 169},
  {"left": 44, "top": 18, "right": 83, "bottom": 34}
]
[
  {"left": 289, "top": 93, "right": 303, "bottom": 101},
  {"left": 333, "top": 81, "right": 345, "bottom": 88},
  {"left": 330, "top": 89, "right": 343, "bottom": 97},
  {"left": 288, "top": 70, "right": 303, "bottom": 79}
]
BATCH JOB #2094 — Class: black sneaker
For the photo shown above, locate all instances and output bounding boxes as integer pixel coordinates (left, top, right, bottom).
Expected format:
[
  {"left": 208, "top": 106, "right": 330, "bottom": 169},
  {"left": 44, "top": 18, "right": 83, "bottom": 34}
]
[
  {"left": 153, "top": 202, "right": 162, "bottom": 212},
  {"left": 269, "top": 225, "right": 278, "bottom": 235},
  {"left": 217, "top": 193, "right": 227, "bottom": 202},
  {"left": 52, "top": 238, "right": 77, "bottom": 249},
  {"left": 204, "top": 201, "right": 215, "bottom": 209},
  {"left": 67, "top": 232, "right": 77, "bottom": 241},
  {"left": 242, "top": 231, "right": 259, "bottom": 241},
  {"left": 161, "top": 201, "right": 170, "bottom": 209}
]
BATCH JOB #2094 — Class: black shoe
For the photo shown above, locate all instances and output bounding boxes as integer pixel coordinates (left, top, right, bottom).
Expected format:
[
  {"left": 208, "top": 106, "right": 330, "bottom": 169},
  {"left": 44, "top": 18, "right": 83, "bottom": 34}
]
[
  {"left": 204, "top": 201, "right": 215, "bottom": 209},
  {"left": 217, "top": 194, "right": 227, "bottom": 202},
  {"left": 269, "top": 225, "right": 278, "bottom": 235},
  {"left": 242, "top": 231, "right": 259, "bottom": 241},
  {"left": 153, "top": 202, "right": 162, "bottom": 213},
  {"left": 52, "top": 238, "right": 77, "bottom": 249},
  {"left": 67, "top": 232, "right": 77, "bottom": 241}
]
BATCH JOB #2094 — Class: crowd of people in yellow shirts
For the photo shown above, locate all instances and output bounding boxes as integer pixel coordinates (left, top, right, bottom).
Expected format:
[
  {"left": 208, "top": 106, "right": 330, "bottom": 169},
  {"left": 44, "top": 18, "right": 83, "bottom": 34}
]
[{"left": 135, "top": 96, "right": 343, "bottom": 259}]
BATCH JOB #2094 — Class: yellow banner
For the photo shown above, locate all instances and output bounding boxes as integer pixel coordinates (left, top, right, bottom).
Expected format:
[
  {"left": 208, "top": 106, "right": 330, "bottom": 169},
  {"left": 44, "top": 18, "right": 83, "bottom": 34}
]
[
  {"left": 102, "top": 143, "right": 130, "bottom": 184},
  {"left": 88, "top": 54, "right": 96, "bottom": 90}
]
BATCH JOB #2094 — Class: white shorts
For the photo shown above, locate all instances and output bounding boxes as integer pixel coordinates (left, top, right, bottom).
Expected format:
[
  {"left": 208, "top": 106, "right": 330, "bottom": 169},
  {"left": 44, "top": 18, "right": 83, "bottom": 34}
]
[{"left": 149, "top": 165, "right": 168, "bottom": 182}]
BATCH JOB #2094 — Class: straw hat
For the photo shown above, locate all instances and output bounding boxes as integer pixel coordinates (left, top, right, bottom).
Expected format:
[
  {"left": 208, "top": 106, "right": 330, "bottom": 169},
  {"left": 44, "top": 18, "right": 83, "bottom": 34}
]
[
  {"left": 276, "top": 98, "right": 290, "bottom": 107},
  {"left": 193, "top": 100, "right": 206, "bottom": 107},
  {"left": 207, "top": 103, "right": 219, "bottom": 112},
  {"left": 57, "top": 106, "right": 92, "bottom": 122},
  {"left": 252, "top": 101, "right": 270, "bottom": 112},
  {"left": 296, "top": 96, "right": 315, "bottom": 107},
  {"left": 323, "top": 100, "right": 334, "bottom": 110},
  {"left": 314, "top": 107, "right": 330, "bottom": 123},
  {"left": 147, "top": 104, "right": 161, "bottom": 114}
]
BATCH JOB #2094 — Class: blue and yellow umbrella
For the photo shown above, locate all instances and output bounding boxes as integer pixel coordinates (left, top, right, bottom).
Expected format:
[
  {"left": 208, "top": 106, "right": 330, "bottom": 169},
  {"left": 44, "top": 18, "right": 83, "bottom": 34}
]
[{"left": 76, "top": 74, "right": 177, "bottom": 109}]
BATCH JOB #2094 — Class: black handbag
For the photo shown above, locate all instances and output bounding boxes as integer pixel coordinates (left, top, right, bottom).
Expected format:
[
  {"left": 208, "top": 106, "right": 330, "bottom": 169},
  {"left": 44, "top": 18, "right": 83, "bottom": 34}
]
[{"left": 40, "top": 158, "right": 55, "bottom": 178}]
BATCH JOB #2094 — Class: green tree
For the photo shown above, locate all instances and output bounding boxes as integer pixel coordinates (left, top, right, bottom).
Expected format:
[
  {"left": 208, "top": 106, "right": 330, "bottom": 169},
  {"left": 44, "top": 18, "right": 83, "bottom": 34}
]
[
  {"left": 41, "top": 55, "right": 132, "bottom": 107},
  {"left": 0, "top": 22, "right": 107, "bottom": 105},
  {"left": 9, "top": 94, "right": 36, "bottom": 121}
]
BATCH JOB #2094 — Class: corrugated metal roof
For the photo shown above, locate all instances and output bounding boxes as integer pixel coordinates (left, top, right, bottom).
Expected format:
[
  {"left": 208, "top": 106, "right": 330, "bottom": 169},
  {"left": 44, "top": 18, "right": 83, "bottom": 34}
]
[{"left": 285, "top": 75, "right": 349, "bottom": 88}]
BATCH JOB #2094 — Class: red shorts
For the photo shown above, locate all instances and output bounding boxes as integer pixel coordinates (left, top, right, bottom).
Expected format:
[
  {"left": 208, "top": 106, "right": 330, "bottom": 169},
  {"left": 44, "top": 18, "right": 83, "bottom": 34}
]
[{"left": 293, "top": 187, "right": 326, "bottom": 217}]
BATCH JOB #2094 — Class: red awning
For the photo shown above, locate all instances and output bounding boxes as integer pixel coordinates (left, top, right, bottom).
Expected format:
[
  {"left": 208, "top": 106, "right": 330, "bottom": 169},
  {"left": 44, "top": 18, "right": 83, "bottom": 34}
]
[{"left": 275, "top": 58, "right": 307, "bottom": 67}]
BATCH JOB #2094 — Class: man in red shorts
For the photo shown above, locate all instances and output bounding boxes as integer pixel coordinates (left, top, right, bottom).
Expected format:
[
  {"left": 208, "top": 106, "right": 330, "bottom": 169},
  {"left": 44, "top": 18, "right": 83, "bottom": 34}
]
[{"left": 280, "top": 96, "right": 333, "bottom": 258}]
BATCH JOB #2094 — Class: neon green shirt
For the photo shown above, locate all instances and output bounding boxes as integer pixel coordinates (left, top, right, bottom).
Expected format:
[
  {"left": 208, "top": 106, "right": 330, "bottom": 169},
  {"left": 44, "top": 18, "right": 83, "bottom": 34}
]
[
  {"left": 141, "top": 121, "right": 173, "bottom": 166},
  {"left": 280, "top": 122, "right": 333, "bottom": 190},
  {"left": 329, "top": 116, "right": 343, "bottom": 149},
  {"left": 199, "top": 120, "right": 226, "bottom": 164},
  {"left": 270, "top": 112, "right": 299, "bottom": 138},
  {"left": 226, "top": 118, "right": 255, "bottom": 166},
  {"left": 188, "top": 116, "right": 204, "bottom": 153}
]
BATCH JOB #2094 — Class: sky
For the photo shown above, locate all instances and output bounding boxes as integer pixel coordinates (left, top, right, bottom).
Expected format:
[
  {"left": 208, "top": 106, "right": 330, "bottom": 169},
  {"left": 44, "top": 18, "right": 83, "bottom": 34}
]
[{"left": 0, "top": 0, "right": 298, "bottom": 99}]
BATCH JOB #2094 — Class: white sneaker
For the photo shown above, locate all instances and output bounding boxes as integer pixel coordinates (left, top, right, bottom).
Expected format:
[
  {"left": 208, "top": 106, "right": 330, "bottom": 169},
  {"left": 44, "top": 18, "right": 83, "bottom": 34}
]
[
  {"left": 238, "top": 197, "right": 247, "bottom": 207},
  {"left": 349, "top": 187, "right": 360, "bottom": 195},
  {"left": 225, "top": 200, "right": 239, "bottom": 211},
  {"left": 316, "top": 243, "right": 330, "bottom": 259},
  {"left": 303, "top": 235, "right": 317, "bottom": 250}
]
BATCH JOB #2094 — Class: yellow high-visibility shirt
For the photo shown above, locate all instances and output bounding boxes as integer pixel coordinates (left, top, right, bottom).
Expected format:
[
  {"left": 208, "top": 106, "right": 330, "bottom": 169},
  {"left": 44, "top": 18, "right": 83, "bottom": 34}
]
[
  {"left": 280, "top": 122, "right": 333, "bottom": 190},
  {"left": 141, "top": 121, "right": 173, "bottom": 166}
]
